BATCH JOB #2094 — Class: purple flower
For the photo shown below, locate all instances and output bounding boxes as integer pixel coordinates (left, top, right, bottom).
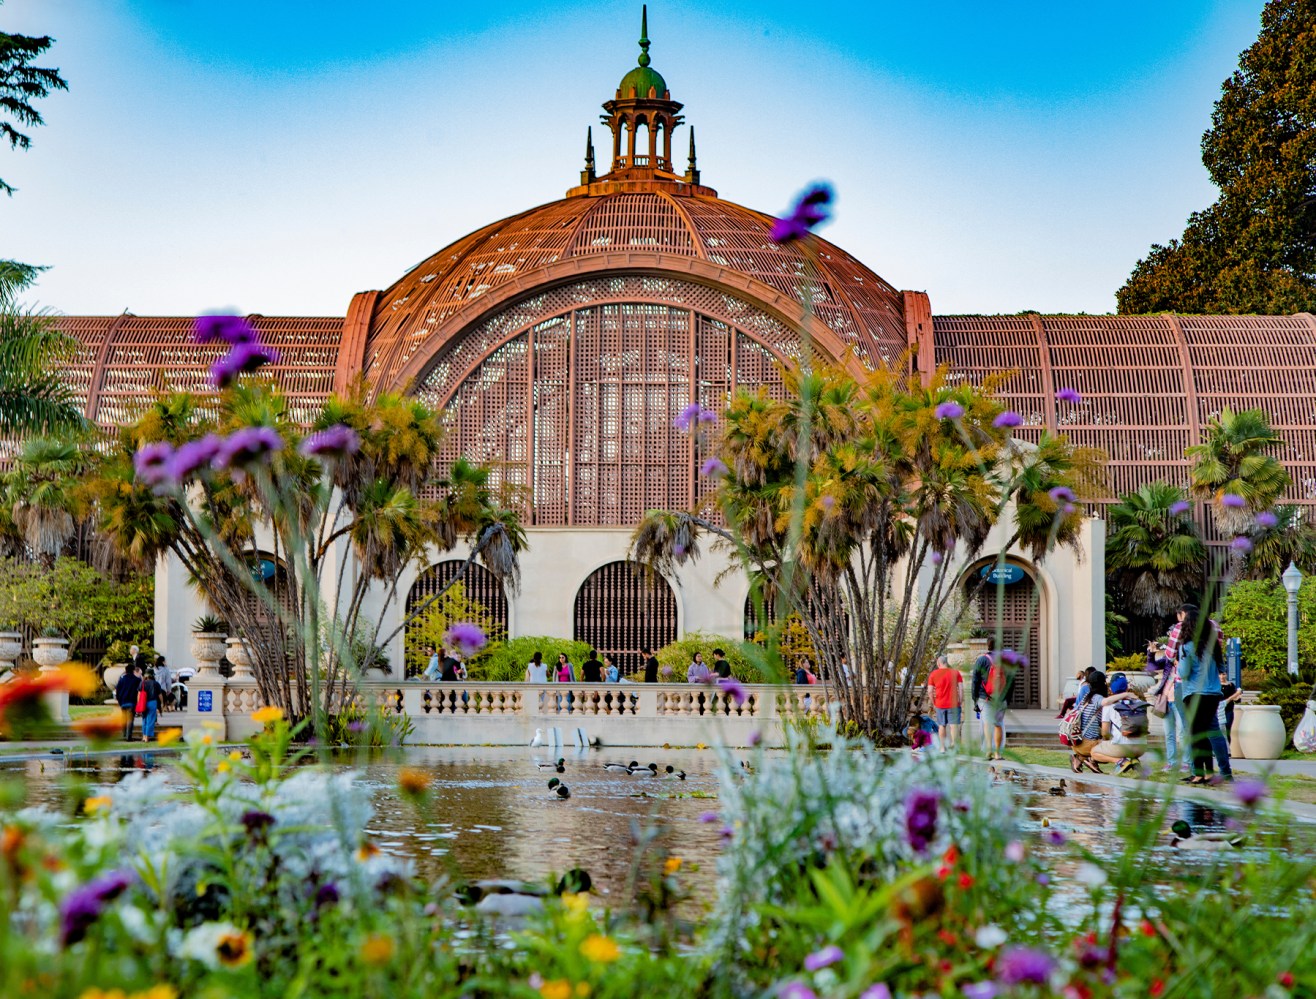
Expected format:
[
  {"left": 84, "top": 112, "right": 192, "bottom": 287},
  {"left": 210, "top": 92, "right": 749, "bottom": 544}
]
[
  {"left": 195, "top": 314, "right": 257, "bottom": 346},
  {"left": 962, "top": 984, "right": 998, "bottom": 999},
  {"left": 860, "top": 987, "right": 893, "bottom": 999},
  {"left": 771, "top": 184, "right": 833, "bottom": 243},
  {"left": 903, "top": 788, "right": 940, "bottom": 853},
  {"left": 804, "top": 945, "right": 843, "bottom": 972},
  {"left": 930, "top": 550, "right": 944, "bottom": 565},
  {"left": 1001, "top": 648, "right": 1028, "bottom": 667},
  {"left": 211, "top": 340, "right": 280, "bottom": 388},
  {"left": 698, "top": 406, "right": 717, "bottom": 424},
  {"left": 1230, "top": 536, "right": 1253, "bottom": 553},
  {"left": 133, "top": 441, "right": 175, "bottom": 489},
  {"left": 1221, "top": 492, "right": 1247, "bottom": 509},
  {"left": 1049, "top": 486, "right": 1075, "bottom": 504},
  {"left": 313, "top": 882, "right": 340, "bottom": 909},
  {"left": 778, "top": 985, "right": 818, "bottom": 999},
  {"left": 820, "top": 494, "right": 835, "bottom": 510},
  {"left": 1233, "top": 778, "right": 1267, "bottom": 807},
  {"left": 719, "top": 676, "right": 748, "bottom": 707},
  {"left": 213, "top": 426, "right": 283, "bottom": 469},
  {"left": 1063, "top": 503, "right": 1077, "bottom": 516},
  {"left": 673, "top": 403, "right": 717, "bottom": 431},
  {"left": 1170, "top": 500, "right": 1191, "bottom": 515},
  {"left": 301, "top": 424, "right": 361, "bottom": 460},
  {"left": 993, "top": 410, "right": 1023, "bottom": 429},
  {"left": 59, "top": 870, "right": 135, "bottom": 947},
  {"left": 241, "top": 809, "right": 275, "bottom": 842},
  {"left": 747, "top": 729, "right": 762, "bottom": 747},
  {"left": 1256, "top": 510, "right": 1279, "bottom": 529},
  {"left": 165, "top": 434, "right": 225, "bottom": 483},
  {"left": 1055, "top": 387, "right": 1081, "bottom": 405},
  {"left": 698, "top": 811, "right": 719, "bottom": 824},
  {"left": 1035, "top": 872, "right": 1050, "bottom": 885},
  {"left": 996, "top": 946, "right": 1056, "bottom": 986},
  {"left": 719, "top": 824, "right": 734, "bottom": 841},
  {"left": 934, "top": 401, "right": 965, "bottom": 420},
  {"left": 445, "top": 623, "right": 486, "bottom": 657},
  {"left": 346, "top": 720, "right": 365, "bottom": 733},
  {"left": 1043, "top": 828, "right": 1067, "bottom": 846},
  {"left": 700, "top": 457, "right": 729, "bottom": 478},
  {"left": 673, "top": 543, "right": 686, "bottom": 557}
]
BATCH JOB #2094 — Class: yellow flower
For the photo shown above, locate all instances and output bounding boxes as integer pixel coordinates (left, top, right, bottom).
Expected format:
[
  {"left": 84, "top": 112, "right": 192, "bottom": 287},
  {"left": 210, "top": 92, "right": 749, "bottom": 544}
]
[
  {"left": 133, "top": 987, "right": 179, "bottom": 999},
  {"left": 56, "top": 663, "right": 100, "bottom": 698},
  {"left": 77, "top": 990, "right": 127, "bottom": 999},
  {"left": 579, "top": 933, "right": 621, "bottom": 964},
  {"left": 84, "top": 795, "right": 112, "bottom": 815},
  {"left": 664, "top": 856, "right": 683, "bottom": 876},
  {"left": 561, "top": 891, "right": 589, "bottom": 919},
  {"left": 215, "top": 928, "right": 253, "bottom": 967},
  {"left": 156, "top": 728, "right": 182, "bottom": 746},
  {"left": 695, "top": 742, "right": 708, "bottom": 750},
  {"left": 250, "top": 705, "right": 284, "bottom": 725},
  {"left": 576, "top": 985, "right": 591, "bottom": 998},
  {"left": 356, "top": 841, "right": 381, "bottom": 862},
  {"left": 199, "top": 734, "right": 213, "bottom": 746},
  {"left": 397, "top": 766, "right": 432, "bottom": 798},
  {"left": 216, "top": 761, "right": 231, "bottom": 774},
  {"left": 228, "top": 750, "right": 243, "bottom": 761},
  {"left": 539, "top": 981, "right": 572, "bottom": 999},
  {"left": 359, "top": 933, "right": 395, "bottom": 965}
]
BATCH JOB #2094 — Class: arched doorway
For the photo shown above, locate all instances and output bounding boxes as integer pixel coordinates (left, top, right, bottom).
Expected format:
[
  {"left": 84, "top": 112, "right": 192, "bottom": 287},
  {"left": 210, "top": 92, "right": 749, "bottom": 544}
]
[
  {"left": 965, "top": 560, "right": 1042, "bottom": 709},
  {"left": 406, "top": 561, "right": 510, "bottom": 675},
  {"left": 574, "top": 560, "right": 677, "bottom": 676}
]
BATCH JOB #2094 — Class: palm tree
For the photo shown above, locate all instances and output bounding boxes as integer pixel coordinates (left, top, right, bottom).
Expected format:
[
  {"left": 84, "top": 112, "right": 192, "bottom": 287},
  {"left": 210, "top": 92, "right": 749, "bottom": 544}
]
[
  {"left": 1185, "top": 407, "right": 1288, "bottom": 533},
  {"left": 1105, "top": 481, "right": 1206, "bottom": 617},
  {"left": 0, "top": 269, "right": 86, "bottom": 435},
  {"left": 4, "top": 435, "right": 90, "bottom": 566},
  {"left": 1242, "top": 504, "right": 1316, "bottom": 579}
]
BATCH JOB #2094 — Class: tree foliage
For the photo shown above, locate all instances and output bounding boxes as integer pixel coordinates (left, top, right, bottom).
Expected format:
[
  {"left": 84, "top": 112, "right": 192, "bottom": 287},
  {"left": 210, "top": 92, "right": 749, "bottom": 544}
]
[
  {"left": 0, "top": 556, "right": 152, "bottom": 657},
  {"left": 1105, "top": 481, "right": 1206, "bottom": 617},
  {"left": 1243, "top": 503, "right": 1316, "bottom": 578},
  {"left": 1219, "top": 576, "right": 1316, "bottom": 673},
  {"left": 630, "top": 361, "right": 1106, "bottom": 739},
  {"left": 402, "top": 582, "right": 505, "bottom": 677},
  {"left": 1185, "top": 406, "right": 1288, "bottom": 535},
  {"left": 1117, "top": 0, "right": 1316, "bottom": 314},
  {"left": 0, "top": 12, "right": 67, "bottom": 198},
  {"left": 0, "top": 269, "right": 86, "bottom": 436}
]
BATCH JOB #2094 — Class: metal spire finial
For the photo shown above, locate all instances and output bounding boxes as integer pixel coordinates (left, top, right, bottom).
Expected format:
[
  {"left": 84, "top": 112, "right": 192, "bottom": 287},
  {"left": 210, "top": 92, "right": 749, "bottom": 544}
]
[
  {"left": 585, "top": 126, "right": 595, "bottom": 169},
  {"left": 638, "top": 5, "right": 651, "bottom": 67},
  {"left": 687, "top": 126, "right": 697, "bottom": 170}
]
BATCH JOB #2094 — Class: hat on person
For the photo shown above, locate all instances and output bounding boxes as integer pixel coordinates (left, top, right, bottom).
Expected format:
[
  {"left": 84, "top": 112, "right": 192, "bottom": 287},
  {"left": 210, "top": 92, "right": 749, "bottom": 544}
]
[{"left": 1110, "top": 673, "right": 1128, "bottom": 694}]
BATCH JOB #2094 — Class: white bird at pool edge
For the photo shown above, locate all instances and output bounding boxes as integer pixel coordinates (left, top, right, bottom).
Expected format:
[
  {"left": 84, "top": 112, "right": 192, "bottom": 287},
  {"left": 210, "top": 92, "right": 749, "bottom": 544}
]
[{"left": 530, "top": 728, "right": 543, "bottom": 747}]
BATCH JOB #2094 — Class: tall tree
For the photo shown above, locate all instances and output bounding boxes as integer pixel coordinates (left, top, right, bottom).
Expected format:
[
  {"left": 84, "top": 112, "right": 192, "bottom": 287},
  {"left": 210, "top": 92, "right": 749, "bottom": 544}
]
[
  {"left": 1116, "top": 0, "right": 1316, "bottom": 314},
  {"left": 1105, "top": 481, "right": 1206, "bottom": 617},
  {"left": 1243, "top": 504, "right": 1316, "bottom": 577},
  {"left": 1, "top": 9, "right": 67, "bottom": 198},
  {"left": 0, "top": 266, "right": 85, "bottom": 434},
  {"left": 1185, "top": 406, "right": 1289, "bottom": 534}
]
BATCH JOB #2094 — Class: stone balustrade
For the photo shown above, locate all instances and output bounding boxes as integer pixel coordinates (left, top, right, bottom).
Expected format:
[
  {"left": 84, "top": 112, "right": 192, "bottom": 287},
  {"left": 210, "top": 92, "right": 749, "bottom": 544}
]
[{"left": 185, "top": 679, "right": 833, "bottom": 747}]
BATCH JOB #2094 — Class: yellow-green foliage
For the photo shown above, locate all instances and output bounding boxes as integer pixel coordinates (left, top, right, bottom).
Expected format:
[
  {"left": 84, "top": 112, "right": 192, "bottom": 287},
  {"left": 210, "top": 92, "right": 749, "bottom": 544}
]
[{"left": 403, "top": 582, "right": 504, "bottom": 675}]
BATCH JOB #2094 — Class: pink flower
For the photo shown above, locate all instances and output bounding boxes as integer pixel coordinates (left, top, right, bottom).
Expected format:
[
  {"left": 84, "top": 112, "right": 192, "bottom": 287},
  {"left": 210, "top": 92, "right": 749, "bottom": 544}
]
[
  {"left": 996, "top": 947, "right": 1056, "bottom": 985},
  {"left": 1004, "top": 840, "right": 1025, "bottom": 862}
]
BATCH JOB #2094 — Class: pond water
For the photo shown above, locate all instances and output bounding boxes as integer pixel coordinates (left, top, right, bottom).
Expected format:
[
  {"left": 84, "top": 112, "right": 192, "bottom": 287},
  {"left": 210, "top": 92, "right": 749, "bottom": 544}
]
[{"left": 1, "top": 747, "right": 1295, "bottom": 910}]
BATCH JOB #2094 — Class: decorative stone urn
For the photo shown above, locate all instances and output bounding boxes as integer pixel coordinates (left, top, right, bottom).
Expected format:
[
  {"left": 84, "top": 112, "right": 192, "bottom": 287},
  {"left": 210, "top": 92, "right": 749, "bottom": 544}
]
[
  {"left": 1234, "top": 704, "right": 1287, "bottom": 760},
  {"left": 102, "top": 664, "right": 126, "bottom": 700},
  {"left": 225, "top": 637, "right": 254, "bottom": 679},
  {"left": 32, "top": 636, "right": 70, "bottom": 670},
  {"left": 191, "top": 631, "right": 228, "bottom": 677},
  {"left": 0, "top": 631, "right": 22, "bottom": 675}
]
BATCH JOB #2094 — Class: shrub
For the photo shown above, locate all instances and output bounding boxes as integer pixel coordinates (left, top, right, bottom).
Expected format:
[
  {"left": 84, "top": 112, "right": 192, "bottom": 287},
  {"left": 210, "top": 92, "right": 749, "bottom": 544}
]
[
  {"left": 465, "top": 636, "right": 593, "bottom": 682},
  {"left": 1256, "top": 666, "right": 1316, "bottom": 737},
  {"left": 655, "top": 632, "right": 777, "bottom": 684},
  {"left": 1104, "top": 653, "right": 1146, "bottom": 677},
  {"left": 1219, "top": 578, "right": 1316, "bottom": 673}
]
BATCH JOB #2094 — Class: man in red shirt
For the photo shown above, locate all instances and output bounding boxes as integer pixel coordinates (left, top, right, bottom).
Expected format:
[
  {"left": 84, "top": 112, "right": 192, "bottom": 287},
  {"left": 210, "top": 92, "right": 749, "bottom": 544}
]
[{"left": 926, "top": 654, "right": 963, "bottom": 750}]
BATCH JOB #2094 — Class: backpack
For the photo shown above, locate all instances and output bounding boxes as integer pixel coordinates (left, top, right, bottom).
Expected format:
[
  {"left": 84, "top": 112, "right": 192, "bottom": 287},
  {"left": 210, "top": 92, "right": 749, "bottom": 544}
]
[
  {"left": 1113, "top": 699, "right": 1149, "bottom": 739},
  {"left": 1060, "top": 706, "right": 1083, "bottom": 746},
  {"left": 970, "top": 656, "right": 992, "bottom": 702}
]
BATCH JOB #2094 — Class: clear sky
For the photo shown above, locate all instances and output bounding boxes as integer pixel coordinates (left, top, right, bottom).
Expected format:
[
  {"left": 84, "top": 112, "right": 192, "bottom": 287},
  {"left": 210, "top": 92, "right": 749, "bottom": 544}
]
[{"left": 2, "top": 0, "right": 1267, "bottom": 317}]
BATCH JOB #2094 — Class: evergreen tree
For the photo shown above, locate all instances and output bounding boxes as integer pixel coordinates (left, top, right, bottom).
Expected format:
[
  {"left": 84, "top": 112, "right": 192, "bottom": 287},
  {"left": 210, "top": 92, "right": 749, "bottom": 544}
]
[
  {"left": 1117, "top": 0, "right": 1316, "bottom": 314},
  {"left": 1, "top": 10, "right": 67, "bottom": 198}
]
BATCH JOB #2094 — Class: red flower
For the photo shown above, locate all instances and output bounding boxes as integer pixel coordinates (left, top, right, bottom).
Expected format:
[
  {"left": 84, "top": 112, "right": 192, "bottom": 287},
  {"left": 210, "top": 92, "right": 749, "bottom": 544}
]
[
  {"left": 937, "top": 865, "right": 951, "bottom": 880},
  {"left": 958, "top": 872, "right": 975, "bottom": 889},
  {"left": 937, "top": 929, "right": 957, "bottom": 947},
  {"left": 1150, "top": 980, "right": 1165, "bottom": 997},
  {"left": 1140, "top": 919, "right": 1156, "bottom": 938},
  {"left": 1279, "top": 972, "right": 1294, "bottom": 988},
  {"left": 942, "top": 844, "right": 960, "bottom": 866}
]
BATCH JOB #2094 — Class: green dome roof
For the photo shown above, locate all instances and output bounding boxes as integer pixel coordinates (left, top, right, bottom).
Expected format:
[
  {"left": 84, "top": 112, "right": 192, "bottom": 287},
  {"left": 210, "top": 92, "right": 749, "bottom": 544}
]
[{"left": 619, "top": 64, "right": 666, "bottom": 99}]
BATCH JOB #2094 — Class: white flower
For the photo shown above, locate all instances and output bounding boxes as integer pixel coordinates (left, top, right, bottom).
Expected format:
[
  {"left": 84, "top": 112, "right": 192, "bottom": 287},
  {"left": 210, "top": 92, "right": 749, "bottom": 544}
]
[
  {"left": 1076, "top": 862, "right": 1108, "bottom": 887},
  {"left": 178, "top": 921, "right": 244, "bottom": 968},
  {"left": 975, "top": 924, "right": 1008, "bottom": 949}
]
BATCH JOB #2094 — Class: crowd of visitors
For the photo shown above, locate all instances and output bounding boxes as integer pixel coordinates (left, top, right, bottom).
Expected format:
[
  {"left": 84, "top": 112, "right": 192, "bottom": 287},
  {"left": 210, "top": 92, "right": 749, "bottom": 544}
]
[{"left": 111, "top": 643, "right": 187, "bottom": 742}]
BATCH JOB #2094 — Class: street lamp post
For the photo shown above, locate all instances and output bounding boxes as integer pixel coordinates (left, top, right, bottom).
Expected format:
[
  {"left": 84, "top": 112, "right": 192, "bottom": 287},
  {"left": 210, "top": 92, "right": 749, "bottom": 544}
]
[{"left": 1282, "top": 561, "right": 1303, "bottom": 676}]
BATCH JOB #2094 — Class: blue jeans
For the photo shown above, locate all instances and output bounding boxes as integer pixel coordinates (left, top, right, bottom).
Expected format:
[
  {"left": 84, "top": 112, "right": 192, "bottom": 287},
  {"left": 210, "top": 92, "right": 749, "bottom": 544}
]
[
  {"left": 1162, "top": 700, "right": 1189, "bottom": 769},
  {"left": 143, "top": 701, "right": 159, "bottom": 739}
]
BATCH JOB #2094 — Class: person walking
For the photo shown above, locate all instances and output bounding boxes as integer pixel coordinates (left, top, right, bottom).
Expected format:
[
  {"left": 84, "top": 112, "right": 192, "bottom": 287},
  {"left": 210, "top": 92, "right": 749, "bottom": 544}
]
[
  {"left": 140, "top": 668, "right": 164, "bottom": 742},
  {"left": 926, "top": 654, "right": 963, "bottom": 750},
  {"left": 972, "top": 652, "right": 1006, "bottom": 760},
  {"left": 641, "top": 646, "right": 659, "bottom": 683},
  {"left": 1147, "top": 640, "right": 1189, "bottom": 774},
  {"left": 115, "top": 663, "right": 142, "bottom": 742},
  {"left": 419, "top": 645, "right": 442, "bottom": 681},
  {"left": 1177, "top": 607, "right": 1232, "bottom": 785},
  {"left": 154, "top": 656, "right": 174, "bottom": 712}
]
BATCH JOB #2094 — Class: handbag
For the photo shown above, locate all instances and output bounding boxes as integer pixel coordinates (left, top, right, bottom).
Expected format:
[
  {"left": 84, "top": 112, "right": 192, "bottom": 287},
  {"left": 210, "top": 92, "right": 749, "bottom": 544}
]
[
  {"left": 1149, "top": 674, "right": 1170, "bottom": 718},
  {"left": 134, "top": 687, "right": 148, "bottom": 714}
]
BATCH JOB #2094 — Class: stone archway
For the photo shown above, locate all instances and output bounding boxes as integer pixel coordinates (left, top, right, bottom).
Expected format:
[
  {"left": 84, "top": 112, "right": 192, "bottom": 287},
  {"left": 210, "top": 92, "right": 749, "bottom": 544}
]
[
  {"left": 964, "top": 559, "right": 1043, "bottom": 709},
  {"left": 573, "top": 560, "right": 678, "bottom": 676},
  {"left": 405, "top": 561, "right": 510, "bottom": 675}
]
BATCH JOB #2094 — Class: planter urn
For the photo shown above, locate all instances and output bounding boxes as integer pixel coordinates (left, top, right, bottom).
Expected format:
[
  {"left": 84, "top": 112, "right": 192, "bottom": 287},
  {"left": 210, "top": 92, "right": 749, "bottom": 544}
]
[
  {"left": 191, "top": 632, "right": 227, "bottom": 677},
  {"left": 1234, "top": 704, "right": 1287, "bottom": 761},
  {"left": 225, "top": 637, "right": 255, "bottom": 679},
  {"left": 0, "top": 631, "right": 22, "bottom": 675},
  {"left": 32, "top": 637, "right": 70, "bottom": 670}
]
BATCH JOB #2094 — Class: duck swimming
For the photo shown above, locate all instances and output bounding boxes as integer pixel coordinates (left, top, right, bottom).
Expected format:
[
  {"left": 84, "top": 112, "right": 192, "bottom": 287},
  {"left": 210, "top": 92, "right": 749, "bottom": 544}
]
[
  {"left": 548, "top": 778, "right": 570, "bottom": 799},
  {"left": 1169, "top": 820, "right": 1243, "bottom": 849},
  {"left": 1047, "top": 780, "right": 1067, "bottom": 796},
  {"left": 536, "top": 758, "right": 566, "bottom": 772},
  {"left": 603, "top": 761, "right": 637, "bottom": 772},
  {"left": 664, "top": 765, "right": 686, "bottom": 780},
  {"left": 629, "top": 762, "right": 659, "bottom": 775}
]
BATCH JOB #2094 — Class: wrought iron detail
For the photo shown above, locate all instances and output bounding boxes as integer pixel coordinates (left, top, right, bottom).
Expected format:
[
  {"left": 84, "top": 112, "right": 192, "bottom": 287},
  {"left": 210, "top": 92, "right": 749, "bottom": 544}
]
[{"left": 573, "top": 560, "right": 677, "bottom": 676}]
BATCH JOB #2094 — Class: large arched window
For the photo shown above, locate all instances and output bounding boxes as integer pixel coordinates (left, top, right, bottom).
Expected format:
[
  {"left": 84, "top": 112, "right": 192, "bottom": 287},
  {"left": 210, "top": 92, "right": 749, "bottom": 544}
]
[
  {"left": 573, "top": 560, "right": 677, "bottom": 676},
  {"left": 413, "top": 276, "right": 795, "bottom": 527},
  {"left": 406, "top": 561, "right": 510, "bottom": 673}
]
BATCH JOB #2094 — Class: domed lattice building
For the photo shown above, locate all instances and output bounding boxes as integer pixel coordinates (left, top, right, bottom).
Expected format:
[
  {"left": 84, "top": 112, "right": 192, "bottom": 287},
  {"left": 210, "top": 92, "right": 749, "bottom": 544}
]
[{"left": 57, "top": 12, "right": 1316, "bottom": 708}]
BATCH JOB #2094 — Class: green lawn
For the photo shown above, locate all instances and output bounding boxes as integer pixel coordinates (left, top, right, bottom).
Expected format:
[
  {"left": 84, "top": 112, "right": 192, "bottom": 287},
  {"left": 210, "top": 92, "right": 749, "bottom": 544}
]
[{"left": 70, "top": 704, "right": 118, "bottom": 720}]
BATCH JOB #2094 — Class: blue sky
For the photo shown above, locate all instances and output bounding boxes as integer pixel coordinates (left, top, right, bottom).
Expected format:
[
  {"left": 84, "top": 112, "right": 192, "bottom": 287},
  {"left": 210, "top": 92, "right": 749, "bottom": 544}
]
[{"left": 2, "top": 0, "right": 1266, "bottom": 316}]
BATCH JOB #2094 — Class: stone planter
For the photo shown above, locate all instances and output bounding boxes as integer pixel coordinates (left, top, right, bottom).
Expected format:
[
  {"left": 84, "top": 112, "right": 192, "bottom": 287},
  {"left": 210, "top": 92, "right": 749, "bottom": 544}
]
[
  {"left": 102, "top": 664, "right": 126, "bottom": 696},
  {"left": 32, "top": 637, "right": 70, "bottom": 670},
  {"left": 1234, "top": 704, "right": 1287, "bottom": 761},
  {"left": 226, "top": 637, "right": 254, "bottom": 679},
  {"left": 0, "top": 631, "right": 22, "bottom": 673},
  {"left": 191, "top": 632, "right": 227, "bottom": 677}
]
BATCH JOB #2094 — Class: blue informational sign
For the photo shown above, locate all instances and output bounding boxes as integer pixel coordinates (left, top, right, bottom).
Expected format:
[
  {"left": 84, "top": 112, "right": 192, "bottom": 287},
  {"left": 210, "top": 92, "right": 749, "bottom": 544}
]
[
  {"left": 1226, "top": 636, "right": 1242, "bottom": 687},
  {"left": 979, "top": 563, "right": 1026, "bottom": 585},
  {"left": 198, "top": 689, "right": 213, "bottom": 713}
]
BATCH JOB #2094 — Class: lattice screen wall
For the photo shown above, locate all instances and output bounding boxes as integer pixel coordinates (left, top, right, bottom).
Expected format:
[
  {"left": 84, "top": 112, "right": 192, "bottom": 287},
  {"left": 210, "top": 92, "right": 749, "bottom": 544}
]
[
  {"left": 573, "top": 560, "right": 678, "bottom": 676},
  {"left": 414, "top": 277, "right": 794, "bottom": 526}
]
